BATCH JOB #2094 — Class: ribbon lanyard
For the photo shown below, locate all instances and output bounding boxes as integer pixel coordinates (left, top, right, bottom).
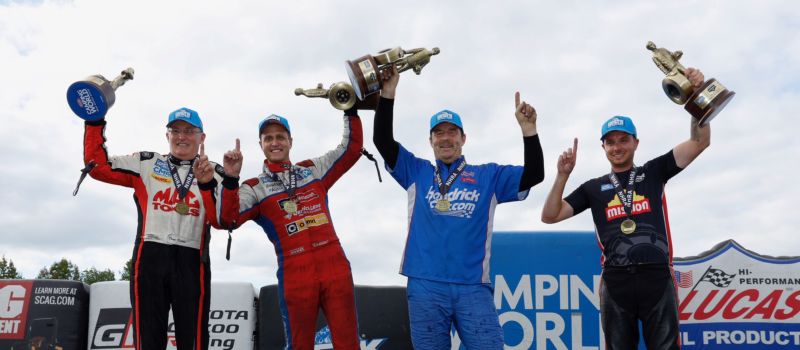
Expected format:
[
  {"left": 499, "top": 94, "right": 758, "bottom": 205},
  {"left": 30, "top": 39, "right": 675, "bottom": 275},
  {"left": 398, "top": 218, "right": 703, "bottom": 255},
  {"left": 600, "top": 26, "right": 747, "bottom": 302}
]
[
  {"left": 361, "top": 148, "right": 382, "bottom": 182},
  {"left": 168, "top": 157, "right": 196, "bottom": 200},
  {"left": 72, "top": 161, "right": 96, "bottom": 196},
  {"left": 434, "top": 159, "right": 466, "bottom": 199},
  {"left": 608, "top": 166, "right": 637, "bottom": 217},
  {"left": 270, "top": 164, "right": 297, "bottom": 199}
]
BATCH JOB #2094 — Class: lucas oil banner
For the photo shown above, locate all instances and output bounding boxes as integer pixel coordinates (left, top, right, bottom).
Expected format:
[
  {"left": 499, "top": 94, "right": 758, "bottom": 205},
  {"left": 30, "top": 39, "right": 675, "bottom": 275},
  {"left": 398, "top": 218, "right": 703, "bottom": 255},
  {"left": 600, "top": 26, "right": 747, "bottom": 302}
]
[{"left": 673, "top": 240, "right": 800, "bottom": 349}]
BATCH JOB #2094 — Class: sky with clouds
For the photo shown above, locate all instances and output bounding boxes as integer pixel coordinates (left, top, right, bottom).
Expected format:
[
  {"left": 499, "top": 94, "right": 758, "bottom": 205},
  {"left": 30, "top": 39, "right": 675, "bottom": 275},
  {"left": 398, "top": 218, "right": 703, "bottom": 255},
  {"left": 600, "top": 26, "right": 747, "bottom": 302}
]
[{"left": 1, "top": 0, "right": 798, "bottom": 289}]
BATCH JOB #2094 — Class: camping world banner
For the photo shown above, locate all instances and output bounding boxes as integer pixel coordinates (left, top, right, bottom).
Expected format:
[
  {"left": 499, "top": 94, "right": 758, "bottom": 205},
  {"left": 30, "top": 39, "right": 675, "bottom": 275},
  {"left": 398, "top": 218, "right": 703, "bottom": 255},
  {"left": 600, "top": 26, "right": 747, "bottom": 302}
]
[{"left": 674, "top": 240, "right": 800, "bottom": 349}]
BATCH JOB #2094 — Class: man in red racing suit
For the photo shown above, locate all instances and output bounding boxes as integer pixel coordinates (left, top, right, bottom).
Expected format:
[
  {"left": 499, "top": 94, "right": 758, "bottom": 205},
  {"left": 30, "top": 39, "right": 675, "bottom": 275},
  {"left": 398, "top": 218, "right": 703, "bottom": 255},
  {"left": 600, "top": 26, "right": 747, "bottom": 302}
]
[
  {"left": 197, "top": 111, "right": 363, "bottom": 349},
  {"left": 83, "top": 107, "right": 229, "bottom": 350}
]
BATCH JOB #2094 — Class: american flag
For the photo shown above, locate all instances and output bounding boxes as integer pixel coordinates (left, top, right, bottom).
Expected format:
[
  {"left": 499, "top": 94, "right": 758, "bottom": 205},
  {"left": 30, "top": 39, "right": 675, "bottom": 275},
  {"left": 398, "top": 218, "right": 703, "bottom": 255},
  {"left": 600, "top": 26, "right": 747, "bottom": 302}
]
[{"left": 674, "top": 270, "right": 693, "bottom": 288}]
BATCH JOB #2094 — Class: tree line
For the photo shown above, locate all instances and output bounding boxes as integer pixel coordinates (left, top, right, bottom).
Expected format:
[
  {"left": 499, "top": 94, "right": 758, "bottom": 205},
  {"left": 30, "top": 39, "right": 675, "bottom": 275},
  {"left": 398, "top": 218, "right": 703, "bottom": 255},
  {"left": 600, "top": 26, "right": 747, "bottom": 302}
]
[{"left": 0, "top": 255, "right": 131, "bottom": 285}]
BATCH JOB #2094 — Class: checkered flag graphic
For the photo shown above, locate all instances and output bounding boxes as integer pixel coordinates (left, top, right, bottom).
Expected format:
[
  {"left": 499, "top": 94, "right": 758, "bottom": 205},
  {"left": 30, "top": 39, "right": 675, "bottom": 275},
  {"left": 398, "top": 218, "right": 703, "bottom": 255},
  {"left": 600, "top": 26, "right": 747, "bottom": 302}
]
[{"left": 700, "top": 268, "right": 736, "bottom": 288}]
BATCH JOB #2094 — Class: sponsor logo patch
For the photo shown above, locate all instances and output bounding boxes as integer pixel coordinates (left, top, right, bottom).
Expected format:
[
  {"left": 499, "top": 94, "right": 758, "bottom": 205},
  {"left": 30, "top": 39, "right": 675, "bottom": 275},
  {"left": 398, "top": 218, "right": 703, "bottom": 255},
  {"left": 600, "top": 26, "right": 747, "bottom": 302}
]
[
  {"left": 285, "top": 213, "right": 329, "bottom": 236},
  {"left": 605, "top": 192, "right": 651, "bottom": 221}
]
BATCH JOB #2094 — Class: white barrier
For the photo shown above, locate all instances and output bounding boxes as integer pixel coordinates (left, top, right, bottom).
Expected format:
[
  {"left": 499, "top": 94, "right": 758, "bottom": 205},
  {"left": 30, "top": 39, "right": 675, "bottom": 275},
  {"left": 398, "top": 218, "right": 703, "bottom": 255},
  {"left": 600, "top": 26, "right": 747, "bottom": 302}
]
[{"left": 87, "top": 281, "right": 256, "bottom": 350}]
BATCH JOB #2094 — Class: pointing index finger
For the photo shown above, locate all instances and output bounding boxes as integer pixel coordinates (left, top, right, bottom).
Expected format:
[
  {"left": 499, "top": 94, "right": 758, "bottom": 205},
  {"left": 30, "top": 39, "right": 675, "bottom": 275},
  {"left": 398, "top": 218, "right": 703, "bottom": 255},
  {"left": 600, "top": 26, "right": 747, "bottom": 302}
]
[
  {"left": 515, "top": 91, "right": 520, "bottom": 107},
  {"left": 200, "top": 143, "right": 205, "bottom": 156},
  {"left": 573, "top": 138, "right": 579, "bottom": 155},
  {"left": 235, "top": 138, "right": 240, "bottom": 152}
]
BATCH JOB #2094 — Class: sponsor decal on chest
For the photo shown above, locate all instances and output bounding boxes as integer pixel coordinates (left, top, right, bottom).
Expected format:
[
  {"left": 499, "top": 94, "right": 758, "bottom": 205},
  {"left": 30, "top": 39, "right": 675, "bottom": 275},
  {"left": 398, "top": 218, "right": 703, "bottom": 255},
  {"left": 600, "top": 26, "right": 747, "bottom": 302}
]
[
  {"left": 151, "top": 159, "right": 173, "bottom": 183},
  {"left": 460, "top": 170, "right": 477, "bottom": 184},
  {"left": 424, "top": 186, "right": 481, "bottom": 218},
  {"left": 151, "top": 187, "right": 201, "bottom": 217},
  {"left": 605, "top": 192, "right": 651, "bottom": 221}
]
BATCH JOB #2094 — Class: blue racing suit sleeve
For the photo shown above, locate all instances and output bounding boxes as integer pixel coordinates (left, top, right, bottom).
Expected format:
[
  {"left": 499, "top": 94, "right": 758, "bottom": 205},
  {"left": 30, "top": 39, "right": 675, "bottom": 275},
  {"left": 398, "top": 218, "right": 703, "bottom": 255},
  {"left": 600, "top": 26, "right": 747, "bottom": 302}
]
[{"left": 386, "top": 145, "right": 430, "bottom": 190}]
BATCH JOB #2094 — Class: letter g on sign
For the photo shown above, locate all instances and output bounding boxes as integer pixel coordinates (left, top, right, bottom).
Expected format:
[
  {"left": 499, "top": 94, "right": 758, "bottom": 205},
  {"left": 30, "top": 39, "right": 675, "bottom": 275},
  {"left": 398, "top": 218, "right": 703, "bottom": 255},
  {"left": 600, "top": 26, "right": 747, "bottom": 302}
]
[{"left": 0, "top": 285, "right": 26, "bottom": 318}]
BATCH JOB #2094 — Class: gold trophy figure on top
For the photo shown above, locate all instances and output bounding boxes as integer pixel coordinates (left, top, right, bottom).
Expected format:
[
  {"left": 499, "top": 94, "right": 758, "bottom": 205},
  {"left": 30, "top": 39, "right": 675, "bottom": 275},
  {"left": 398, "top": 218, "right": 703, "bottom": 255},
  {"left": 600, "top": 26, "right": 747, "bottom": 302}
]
[
  {"left": 647, "top": 41, "right": 734, "bottom": 125},
  {"left": 295, "top": 46, "right": 440, "bottom": 110}
]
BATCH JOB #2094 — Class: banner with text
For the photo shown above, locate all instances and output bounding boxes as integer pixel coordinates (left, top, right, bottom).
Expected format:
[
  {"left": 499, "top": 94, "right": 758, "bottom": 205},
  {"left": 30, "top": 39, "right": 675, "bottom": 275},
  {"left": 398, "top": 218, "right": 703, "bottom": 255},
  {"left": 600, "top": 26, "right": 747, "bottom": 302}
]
[
  {"left": 87, "top": 281, "right": 256, "bottom": 350},
  {"left": 674, "top": 240, "right": 800, "bottom": 349},
  {"left": 0, "top": 279, "right": 89, "bottom": 350}
]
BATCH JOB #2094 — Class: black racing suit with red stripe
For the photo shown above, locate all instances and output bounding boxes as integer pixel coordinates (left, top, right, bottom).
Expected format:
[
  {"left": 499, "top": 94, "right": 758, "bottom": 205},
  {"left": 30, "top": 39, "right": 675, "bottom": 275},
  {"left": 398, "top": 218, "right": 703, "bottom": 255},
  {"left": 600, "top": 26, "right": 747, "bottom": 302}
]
[{"left": 84, "top": 119, "right": 226, "bottom": 350}]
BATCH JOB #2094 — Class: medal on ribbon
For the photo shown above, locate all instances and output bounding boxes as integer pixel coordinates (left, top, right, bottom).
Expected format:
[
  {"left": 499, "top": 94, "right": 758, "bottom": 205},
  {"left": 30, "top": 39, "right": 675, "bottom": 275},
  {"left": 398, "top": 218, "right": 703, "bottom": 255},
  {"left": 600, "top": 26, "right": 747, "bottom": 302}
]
[
  {"left": 433, "top": 160, "right": 466, "bottom": 212},
  {"left": 282, "top": 200, "right": 298, "bottom": 214},
  {"left": 608, "top": 167, "right": 638, "bottom": 235},
  {"left": 271, "top": 164, "right": 299, "bottom": 215},
  {"left": 175, "top": 202, "right": 190, "bottom": 215},
  {"left": 168, "top": 157, "right": 196, "bottom": 216}
]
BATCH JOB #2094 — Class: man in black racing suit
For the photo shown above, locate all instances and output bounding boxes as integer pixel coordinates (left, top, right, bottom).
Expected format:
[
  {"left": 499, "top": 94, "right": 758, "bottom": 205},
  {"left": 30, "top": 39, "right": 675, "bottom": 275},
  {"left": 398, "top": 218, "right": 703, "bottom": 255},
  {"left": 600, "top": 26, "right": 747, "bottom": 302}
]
[{"left": 541, "top": 68, "right": 711, "bottom": 349}]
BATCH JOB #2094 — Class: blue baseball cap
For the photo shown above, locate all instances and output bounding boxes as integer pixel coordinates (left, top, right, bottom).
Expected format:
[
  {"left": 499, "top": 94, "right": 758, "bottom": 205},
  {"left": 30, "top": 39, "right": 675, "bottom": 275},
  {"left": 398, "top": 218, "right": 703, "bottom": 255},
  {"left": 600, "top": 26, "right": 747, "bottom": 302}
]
[
  {"left": 167, "top": 107, "right": 203, "bottom": 132},
  {"left": 258, "top": 114, "right": 291, "bottom": 136},
  {"left": 601, "top": 115, "right": 637, "bottom": 140},
  {"left": 429, "top": 109, "right": 463, "bottom": 132}
]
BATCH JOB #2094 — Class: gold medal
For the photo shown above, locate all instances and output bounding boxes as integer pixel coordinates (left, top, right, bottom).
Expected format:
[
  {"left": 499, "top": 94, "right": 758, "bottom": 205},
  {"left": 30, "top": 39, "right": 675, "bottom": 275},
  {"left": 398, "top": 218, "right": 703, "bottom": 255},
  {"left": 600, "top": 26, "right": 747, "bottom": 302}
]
[
  {"left": 175, "top": 202, "right": 190, "bottom": 215},
  {"left": 620, "top": 219, "right": 636, "bottom": 234},
  {"left": 283, "top": 200, "right": 298, "bottom": 214},
  {"left": 435, "top": 199, "right": 450, "bottom": 212}
]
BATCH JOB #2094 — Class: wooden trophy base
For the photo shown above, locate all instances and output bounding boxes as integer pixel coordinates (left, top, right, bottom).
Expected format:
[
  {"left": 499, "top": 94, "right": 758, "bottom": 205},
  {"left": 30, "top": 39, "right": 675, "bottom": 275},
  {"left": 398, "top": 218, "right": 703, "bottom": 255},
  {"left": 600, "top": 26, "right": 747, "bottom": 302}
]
[{"left": 684, "top": 78, "right": 735, "bottom": 126}]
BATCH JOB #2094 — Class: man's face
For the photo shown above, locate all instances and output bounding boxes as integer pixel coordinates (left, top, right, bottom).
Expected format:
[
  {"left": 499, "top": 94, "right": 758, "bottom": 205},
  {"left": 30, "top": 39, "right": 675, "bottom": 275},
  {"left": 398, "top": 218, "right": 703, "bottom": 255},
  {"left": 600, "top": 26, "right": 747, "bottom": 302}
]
[
  {"left": 260, "top": 123, "right": 292, "bottom": 163},
  {"left": 166, "top": 120, "right": 205, "bottom": 160},
  {"left": 602, "top": 131, "right": 639, "bottom": 170},
  {"left": 429, "top": 122, "right": 466, "bottom": 164}
]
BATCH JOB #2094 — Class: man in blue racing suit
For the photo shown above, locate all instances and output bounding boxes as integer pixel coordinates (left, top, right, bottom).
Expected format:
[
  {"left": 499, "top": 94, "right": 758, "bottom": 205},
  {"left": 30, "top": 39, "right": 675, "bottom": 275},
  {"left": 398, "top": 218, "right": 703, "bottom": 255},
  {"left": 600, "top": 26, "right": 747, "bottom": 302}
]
[{"left": 372, "top": 65, "right": 545, "bottom": 349}]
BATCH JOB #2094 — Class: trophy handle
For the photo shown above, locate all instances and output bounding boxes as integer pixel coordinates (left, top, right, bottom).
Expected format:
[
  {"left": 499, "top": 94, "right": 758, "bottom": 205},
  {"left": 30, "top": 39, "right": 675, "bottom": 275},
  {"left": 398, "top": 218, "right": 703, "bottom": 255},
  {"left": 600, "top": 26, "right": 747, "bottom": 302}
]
[
  {"left": 294, "top": 83, "right": 329, "bottom": 98},
  {"left": 294, "top": 82, "right": 356, "bottom": 110}
]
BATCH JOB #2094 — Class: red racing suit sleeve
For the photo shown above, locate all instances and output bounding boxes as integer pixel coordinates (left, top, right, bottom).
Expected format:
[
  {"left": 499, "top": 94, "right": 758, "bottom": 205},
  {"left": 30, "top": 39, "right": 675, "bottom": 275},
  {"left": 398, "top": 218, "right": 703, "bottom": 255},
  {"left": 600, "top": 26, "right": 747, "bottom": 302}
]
[
  {"left": 197, "top": 165, "right": 237, "bottom": 230},
  {"left": 83, "top": 120, "right": 142, "bottom": 187},
  {"left": 308, "top": 115, "right": 363, "bottom": 190}
]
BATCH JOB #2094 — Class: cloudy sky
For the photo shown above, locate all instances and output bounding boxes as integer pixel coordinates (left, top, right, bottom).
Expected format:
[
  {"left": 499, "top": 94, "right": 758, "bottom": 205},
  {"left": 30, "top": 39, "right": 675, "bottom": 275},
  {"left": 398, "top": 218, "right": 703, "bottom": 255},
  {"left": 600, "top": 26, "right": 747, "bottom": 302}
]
[{"left": 1, "top": 0, "right": 798, "bottom": 289}]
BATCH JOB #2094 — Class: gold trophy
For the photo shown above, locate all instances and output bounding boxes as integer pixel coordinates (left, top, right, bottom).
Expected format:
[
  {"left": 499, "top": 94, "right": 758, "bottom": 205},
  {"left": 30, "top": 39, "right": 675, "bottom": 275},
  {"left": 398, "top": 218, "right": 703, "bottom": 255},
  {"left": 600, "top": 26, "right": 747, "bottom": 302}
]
[
  {"left": 346, "top": 46, "right": 440, "bottom": 100},
  {"left": 647, "top": 41, "right": 734, "bottom": 125},
  {"left": 295, "top": 46, "right": 440, "bottom": 110}
]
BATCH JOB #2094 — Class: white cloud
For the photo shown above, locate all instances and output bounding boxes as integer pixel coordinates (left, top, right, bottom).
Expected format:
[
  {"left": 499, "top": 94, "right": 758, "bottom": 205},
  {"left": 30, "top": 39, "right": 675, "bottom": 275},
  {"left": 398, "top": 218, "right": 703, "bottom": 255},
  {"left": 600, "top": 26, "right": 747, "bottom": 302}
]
[{"left": 1, "top": 0, "right": 798, "bottom": 289}]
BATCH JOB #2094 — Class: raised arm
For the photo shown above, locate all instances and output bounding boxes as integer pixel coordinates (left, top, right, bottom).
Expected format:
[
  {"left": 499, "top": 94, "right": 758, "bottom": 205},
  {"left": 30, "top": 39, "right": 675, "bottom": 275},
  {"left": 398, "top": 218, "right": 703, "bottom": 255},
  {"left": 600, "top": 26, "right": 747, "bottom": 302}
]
[
  {"left": 541, "top": 138, "right": 578, "bottom": 223},
  {"left": 311, "top": 111, "right": 363, "bottom": 190},
  {"left": 373, "top": 65, "right": 401, "bottom": 169},
  {"left": 515, "top": 92, "right": 545, "bottom": 191},
  {"left": 673, "top": 67, "right": 711, "bottom": 169},
  {"left": 83, "top": 119, "right": 139, "bottom": 187},
  {"left": 196, "top": 140, "right": 243, "bottom": 229}
]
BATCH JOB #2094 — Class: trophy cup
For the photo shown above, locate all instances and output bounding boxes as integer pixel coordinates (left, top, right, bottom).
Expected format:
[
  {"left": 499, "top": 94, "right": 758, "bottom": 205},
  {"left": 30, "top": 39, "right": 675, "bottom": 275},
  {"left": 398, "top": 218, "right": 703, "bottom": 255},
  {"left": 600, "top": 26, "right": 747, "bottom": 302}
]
[
  {"left": 345, "top": 46, "right": 440, "bottom": 101},
  {"left": 66, "top": 68, "right": 134, "bottom": 121},
  {"left": 647, "top": 41, "right": 734, "bottom": 125}
]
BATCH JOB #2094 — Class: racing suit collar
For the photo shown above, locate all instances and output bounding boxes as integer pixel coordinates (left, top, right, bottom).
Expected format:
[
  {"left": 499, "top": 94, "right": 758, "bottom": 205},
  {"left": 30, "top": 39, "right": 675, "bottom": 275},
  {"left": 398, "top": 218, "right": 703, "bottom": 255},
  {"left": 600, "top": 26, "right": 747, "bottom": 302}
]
[
  {"left": 168, "top": 154, "right": 196, "bottom": 166},
  {"left": 435, "top": 155, "right": 467, "bottom": 174},
  {"left": 264, "top": 159, "right": 293, "bottom": 173}
]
